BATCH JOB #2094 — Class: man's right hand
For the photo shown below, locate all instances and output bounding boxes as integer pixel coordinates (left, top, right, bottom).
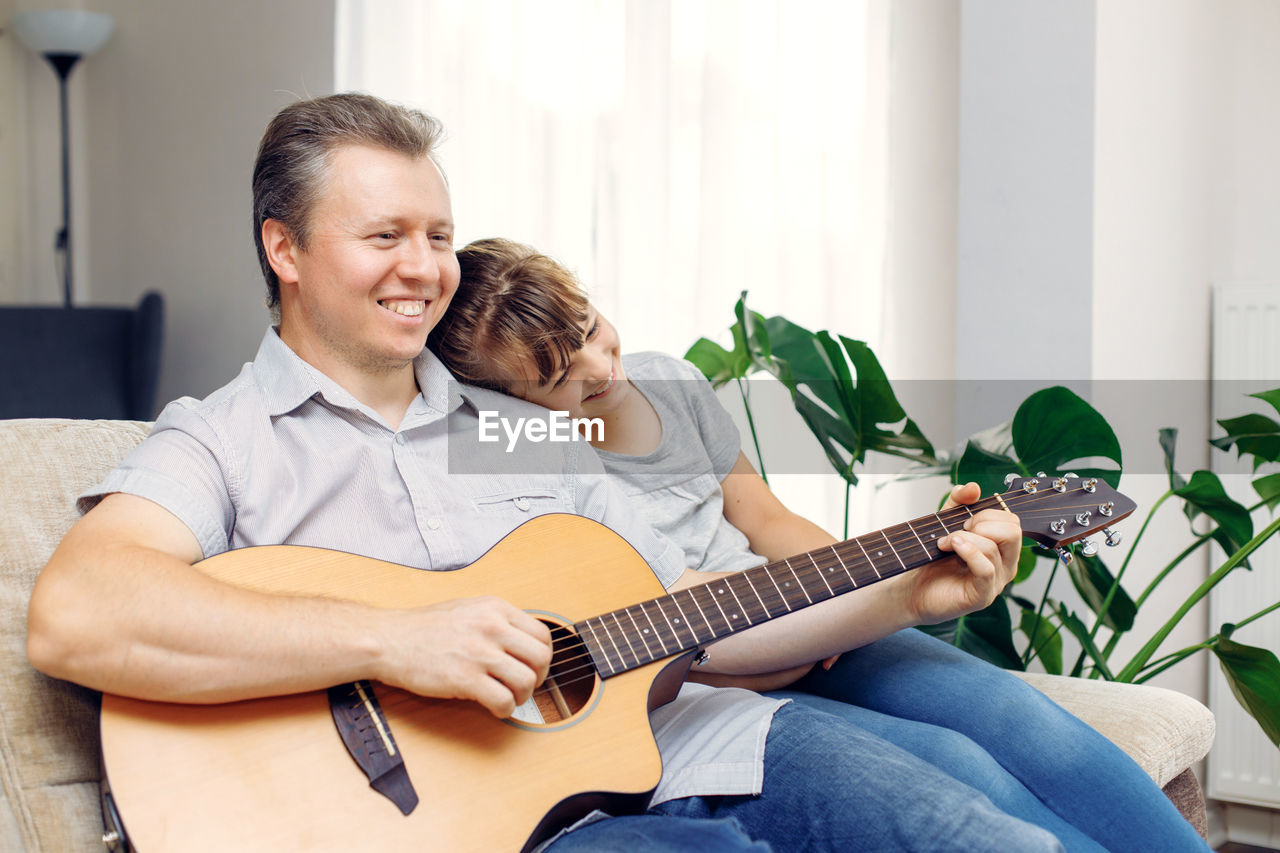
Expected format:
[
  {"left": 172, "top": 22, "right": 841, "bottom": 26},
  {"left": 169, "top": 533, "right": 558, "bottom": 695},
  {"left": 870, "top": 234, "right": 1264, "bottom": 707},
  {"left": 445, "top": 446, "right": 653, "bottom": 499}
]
[{"left": 378, "top": 597, "right": 553, "bottom": 719}]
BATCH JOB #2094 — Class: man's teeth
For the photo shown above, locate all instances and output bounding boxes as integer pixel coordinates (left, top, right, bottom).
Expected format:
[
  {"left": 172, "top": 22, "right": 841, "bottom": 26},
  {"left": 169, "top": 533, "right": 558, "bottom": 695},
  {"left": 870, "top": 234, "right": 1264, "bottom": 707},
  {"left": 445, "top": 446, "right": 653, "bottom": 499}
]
[{"left": 380, "top": 300, "right": 425, "bottom": 316}]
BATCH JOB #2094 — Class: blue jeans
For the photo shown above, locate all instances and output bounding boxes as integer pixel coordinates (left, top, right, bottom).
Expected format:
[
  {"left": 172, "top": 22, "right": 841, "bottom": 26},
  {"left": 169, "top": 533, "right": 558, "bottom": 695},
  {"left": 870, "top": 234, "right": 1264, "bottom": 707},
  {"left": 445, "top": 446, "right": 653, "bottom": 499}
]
[
  {"left": 545, "top": 700, "right": 1064, "bottom": 852},
  {"left": 779, "top": 628, "right": 1211, "bottom": 852}
]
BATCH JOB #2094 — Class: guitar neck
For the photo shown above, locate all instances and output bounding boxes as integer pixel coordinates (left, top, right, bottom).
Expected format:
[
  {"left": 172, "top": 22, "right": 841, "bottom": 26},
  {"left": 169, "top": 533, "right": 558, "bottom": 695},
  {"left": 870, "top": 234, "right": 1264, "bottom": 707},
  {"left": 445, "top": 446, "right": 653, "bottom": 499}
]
[{"left": 575, "top": 495, "right": 1003, "bottom": 678}]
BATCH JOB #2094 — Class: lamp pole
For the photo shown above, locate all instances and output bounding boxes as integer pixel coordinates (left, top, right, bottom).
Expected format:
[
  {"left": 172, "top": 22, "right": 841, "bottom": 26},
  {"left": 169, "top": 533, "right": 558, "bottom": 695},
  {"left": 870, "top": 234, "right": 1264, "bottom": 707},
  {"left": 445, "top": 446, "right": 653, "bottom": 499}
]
[
  {"left": 10, "top": 9, "right": 114, "bottom": 308},
  {"left": 47, "top": 52, "right": 82, "bottom": 308}
]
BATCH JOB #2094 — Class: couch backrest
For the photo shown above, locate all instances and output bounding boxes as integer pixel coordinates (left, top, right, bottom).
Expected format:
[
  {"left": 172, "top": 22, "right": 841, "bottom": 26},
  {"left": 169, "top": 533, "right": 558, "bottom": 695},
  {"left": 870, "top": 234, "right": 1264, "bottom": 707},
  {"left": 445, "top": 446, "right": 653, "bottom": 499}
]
[{"left": 0, "top": 419, "right": 150, "bottom": 851}]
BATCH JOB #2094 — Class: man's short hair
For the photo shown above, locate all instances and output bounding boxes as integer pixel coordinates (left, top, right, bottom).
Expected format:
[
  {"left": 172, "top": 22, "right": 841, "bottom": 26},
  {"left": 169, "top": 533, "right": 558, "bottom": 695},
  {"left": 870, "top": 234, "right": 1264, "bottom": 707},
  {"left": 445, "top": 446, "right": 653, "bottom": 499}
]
[{"left": 251, "top": 93, "right": 445, "bottom": 312}]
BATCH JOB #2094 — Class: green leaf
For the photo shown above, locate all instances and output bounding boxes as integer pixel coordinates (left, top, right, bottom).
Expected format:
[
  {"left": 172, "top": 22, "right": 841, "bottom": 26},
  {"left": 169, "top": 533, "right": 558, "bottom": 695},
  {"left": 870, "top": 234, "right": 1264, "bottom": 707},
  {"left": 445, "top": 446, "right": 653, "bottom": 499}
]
[
  {"left": 1253, "top": 472, "right": 1280, "bottom": 512},
  {"left": 1175, "top": 470, "right": 1253, "bottom": 552},
  {"left": 954, "top": 442, "right": 1021, "bottom": 499},
  {"left": 1249, "top": 388, "right": 1280, "bottom": 421},
  {"left": 683, "top": 338, "right": 739, "bottom": 386},
  {"left": 1211, "top": 413, "right": 1280, "bottom": 468},
  {"left": 1013, "top": 545, "right": 1041, "bottom": 585},
  {"left": 1019, "top": 607, "right": 1064, "bottom": 674},
  {"left": 1159, "top": 428, "right": 1188, "bottom": 491},
  {"left": 1212, "top": 630, "right": 1280, "bottom": 747},
  {"left": 1011, "top": 387, "right": 1123, "bottom": 483},
  {"left": 1066, "top": 552, "right": 1136, "bottom": 633},
  {"left": 947, "top": 599, "right": 1024, "bottom": 670},
  {"left": 1054, "top": 604, "right": 1116, "bottom": 680}
]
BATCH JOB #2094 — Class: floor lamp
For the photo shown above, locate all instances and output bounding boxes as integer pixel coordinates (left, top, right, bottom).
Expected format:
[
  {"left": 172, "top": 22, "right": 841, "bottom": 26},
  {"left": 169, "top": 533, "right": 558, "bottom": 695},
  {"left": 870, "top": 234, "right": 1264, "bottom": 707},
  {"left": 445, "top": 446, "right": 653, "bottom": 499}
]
[{"left": 11, "top": 10, "right": 114, "bottom": 308}]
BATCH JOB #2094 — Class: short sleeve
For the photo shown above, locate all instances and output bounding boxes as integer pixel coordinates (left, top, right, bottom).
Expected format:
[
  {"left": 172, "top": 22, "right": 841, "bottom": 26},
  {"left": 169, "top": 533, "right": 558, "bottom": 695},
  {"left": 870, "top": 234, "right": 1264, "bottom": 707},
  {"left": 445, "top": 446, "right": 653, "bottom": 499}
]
[
  {"left": 676, "top": 358, "right": 742, "bottom": 481},
  {"left": 80, "top": 399, "right": 236, "bottom": 558}
]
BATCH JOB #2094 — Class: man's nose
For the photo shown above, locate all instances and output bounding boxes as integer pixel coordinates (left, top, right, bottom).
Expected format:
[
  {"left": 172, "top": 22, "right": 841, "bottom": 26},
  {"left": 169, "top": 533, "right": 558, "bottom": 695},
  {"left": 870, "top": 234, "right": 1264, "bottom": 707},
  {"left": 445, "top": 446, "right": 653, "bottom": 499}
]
[{"left": 398, "top": 234, "right": 441, "bottom": 283}]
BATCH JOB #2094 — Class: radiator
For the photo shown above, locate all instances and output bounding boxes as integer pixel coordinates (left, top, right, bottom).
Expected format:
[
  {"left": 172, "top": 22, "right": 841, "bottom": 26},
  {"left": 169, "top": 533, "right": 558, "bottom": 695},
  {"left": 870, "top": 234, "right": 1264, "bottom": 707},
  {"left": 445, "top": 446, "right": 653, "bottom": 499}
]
[{"left": 1208, "top": 283, "right": 1280, "bottom": 819}]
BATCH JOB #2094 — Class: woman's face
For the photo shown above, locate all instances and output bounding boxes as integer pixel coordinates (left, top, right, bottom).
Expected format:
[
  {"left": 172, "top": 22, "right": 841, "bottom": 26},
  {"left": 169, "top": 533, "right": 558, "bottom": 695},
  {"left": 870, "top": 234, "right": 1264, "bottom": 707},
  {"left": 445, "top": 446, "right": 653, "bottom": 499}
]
[{"left": 511, "top": 306, "right": 631, "bottom": 419}]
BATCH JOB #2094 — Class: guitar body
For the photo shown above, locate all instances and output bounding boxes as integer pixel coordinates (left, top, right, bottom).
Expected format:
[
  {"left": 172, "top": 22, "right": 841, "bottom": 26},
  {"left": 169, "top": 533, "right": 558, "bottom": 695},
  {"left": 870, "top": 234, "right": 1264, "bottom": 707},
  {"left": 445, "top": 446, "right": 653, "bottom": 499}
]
[{"left": 100, "top": 514, "right": 685, "bottom": 852}]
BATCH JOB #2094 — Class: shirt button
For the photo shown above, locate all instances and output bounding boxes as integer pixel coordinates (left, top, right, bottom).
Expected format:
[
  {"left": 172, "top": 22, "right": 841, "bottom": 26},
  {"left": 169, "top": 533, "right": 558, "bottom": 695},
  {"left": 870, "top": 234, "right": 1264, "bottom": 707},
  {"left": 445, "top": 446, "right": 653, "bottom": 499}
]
[
  {"left": 426, "top": 517, "right": 442, "bottom": 530},
  {"left": 514, "top": 498, "right": 531, "bottom": 511},
  {"left": 394, "top": 433, "right": 407, "bottom": 445}
]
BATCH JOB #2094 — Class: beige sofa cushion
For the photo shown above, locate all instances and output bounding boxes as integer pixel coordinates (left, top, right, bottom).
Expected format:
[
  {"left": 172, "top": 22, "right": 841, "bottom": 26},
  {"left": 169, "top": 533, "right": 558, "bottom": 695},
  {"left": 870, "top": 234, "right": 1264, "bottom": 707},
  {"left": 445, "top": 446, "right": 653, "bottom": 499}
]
[
  {"left": 0, "top": 419, "right": 150, "bottom": 852},
  {"left": 1015, "top": 670, "right": 1215, "bottom": 788}
]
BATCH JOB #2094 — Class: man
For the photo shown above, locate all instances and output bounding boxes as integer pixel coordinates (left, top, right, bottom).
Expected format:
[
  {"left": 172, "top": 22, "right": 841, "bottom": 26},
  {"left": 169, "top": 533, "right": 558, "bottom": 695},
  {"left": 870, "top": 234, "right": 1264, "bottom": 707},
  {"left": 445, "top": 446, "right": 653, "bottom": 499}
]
[{"left": 28, "top": 94, "right": 1050, "bottom": 851}]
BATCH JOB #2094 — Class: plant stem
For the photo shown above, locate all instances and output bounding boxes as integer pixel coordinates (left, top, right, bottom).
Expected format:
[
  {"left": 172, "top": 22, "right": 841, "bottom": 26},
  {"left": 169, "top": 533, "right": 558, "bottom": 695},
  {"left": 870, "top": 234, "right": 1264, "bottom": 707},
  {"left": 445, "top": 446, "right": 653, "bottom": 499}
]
[
  {"left": 1134, "top": 599, "right": 1280, "bottom": 683},
  {"left": 1022, "top": 557, "right": 1062, "bottom": 668},
  {"left": 1115, "top": 512, "right": 1280, "bottom": 682},
  {"left": 843, "top": 479, "right": 852, "bottom": 541},
  {"left": 737, "top": 377, "right": 767, "bottom": 484},
  {"left": 1088, "top": 490, "right": 1172, "bottom": 644}
]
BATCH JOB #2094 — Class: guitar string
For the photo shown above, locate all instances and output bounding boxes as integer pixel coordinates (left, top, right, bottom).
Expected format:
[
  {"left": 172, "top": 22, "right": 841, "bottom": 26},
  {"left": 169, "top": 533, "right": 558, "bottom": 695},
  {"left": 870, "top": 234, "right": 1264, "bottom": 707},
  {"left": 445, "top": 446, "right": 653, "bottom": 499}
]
[
  {"left": 375, "top": 485, "right": 1123, "bottom": 712},
  {"left": 511, "top": 488, "right": 1123, "bottom": 693}
]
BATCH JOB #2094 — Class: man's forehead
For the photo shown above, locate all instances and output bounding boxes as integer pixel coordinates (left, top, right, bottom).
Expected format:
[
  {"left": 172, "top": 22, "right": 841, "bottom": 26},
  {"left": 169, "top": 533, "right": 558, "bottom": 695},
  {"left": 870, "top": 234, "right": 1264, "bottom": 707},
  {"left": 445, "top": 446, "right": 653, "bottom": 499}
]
[{"left": 315, "top": 144, "right": 453, "bottom": 220}]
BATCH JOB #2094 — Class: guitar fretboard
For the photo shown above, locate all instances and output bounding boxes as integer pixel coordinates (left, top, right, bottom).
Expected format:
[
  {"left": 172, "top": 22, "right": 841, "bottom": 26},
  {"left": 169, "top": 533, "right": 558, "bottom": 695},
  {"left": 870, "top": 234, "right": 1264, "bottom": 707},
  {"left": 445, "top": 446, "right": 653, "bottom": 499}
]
[{"left": 575, "top": 497, "right": 1000, "bottom": 678}]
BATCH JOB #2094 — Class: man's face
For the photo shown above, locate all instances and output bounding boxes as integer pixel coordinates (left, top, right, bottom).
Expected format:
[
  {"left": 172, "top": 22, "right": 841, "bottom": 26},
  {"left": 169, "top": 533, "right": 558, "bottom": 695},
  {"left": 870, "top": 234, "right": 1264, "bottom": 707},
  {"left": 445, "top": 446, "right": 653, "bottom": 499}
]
[{"left": 275, "top": 144, "right": 460, "bottom": 379}]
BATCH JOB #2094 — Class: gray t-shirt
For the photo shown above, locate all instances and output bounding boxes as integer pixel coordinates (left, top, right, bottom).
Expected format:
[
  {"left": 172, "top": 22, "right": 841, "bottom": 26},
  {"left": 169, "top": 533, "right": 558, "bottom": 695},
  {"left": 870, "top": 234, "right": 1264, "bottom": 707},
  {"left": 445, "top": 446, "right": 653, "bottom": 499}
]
[{"left": 595, "top": 351, "right": 766, "bottom": 576}]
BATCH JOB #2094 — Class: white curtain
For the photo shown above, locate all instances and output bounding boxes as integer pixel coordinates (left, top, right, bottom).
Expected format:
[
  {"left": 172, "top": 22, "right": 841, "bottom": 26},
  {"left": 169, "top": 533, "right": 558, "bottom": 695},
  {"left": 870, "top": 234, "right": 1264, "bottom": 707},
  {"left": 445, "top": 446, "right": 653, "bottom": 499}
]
[
  {"left": 336, "top": 0, "right": 890, "bottom": 531},
  {"left": 336, "top": 0, "right": 888, "bottom": 358}
]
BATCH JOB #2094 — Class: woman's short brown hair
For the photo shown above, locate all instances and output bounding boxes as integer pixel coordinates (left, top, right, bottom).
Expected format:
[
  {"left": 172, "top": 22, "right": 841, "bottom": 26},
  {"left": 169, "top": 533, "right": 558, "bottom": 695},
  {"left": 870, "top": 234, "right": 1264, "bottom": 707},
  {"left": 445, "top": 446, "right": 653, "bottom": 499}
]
[{"left": 428, "top": 238, "right": 590, "bottom": 392}]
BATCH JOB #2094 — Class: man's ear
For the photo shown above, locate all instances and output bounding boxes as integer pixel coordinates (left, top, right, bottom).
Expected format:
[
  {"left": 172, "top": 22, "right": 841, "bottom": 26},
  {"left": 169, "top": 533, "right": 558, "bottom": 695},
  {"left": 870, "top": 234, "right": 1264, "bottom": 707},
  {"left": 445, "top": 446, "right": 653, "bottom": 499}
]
[{"left": 262, "top": 219, "right": 301, "bottom": 286}]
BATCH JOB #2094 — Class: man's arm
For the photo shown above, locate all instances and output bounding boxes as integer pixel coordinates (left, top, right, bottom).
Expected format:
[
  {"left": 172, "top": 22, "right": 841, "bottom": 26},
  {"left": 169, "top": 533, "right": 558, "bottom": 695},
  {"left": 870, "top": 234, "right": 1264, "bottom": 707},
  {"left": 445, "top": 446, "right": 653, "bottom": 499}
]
[
  {"left": 27, "top": 493, "right": 552, "bottom": 718},
  {"left": 676, "top": 456, "right": 1020, "bottom": 682}
]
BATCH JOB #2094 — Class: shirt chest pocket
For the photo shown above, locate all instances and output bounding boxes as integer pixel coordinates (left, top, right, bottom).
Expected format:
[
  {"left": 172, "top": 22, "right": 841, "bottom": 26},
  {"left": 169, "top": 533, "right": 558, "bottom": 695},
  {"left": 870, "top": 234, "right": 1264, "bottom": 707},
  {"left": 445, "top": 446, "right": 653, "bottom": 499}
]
[{"left": 471, "top": 488, "right": 566, "bottom": 521}]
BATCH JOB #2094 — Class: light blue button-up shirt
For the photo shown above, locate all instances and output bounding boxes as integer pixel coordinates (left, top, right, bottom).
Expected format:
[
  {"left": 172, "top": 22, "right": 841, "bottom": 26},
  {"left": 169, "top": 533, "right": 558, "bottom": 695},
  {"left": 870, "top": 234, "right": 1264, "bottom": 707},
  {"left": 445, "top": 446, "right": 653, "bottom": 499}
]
[{"left": 84, "top": 328, "right": 779, "bottom": 807}]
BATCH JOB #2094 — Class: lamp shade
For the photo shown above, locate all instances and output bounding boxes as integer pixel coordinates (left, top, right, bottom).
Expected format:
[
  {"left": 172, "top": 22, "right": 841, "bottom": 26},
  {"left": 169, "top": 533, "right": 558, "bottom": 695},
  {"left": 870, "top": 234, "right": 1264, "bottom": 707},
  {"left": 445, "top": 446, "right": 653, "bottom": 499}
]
[{"left": 10, "top": 9, "right": 113, "bottom": 57}]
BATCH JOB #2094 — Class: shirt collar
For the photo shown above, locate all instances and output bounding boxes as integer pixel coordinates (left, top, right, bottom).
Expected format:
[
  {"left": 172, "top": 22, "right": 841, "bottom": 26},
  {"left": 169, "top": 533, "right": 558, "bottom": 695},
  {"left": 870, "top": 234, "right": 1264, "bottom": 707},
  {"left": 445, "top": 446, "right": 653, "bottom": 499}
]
[{"left": 252, "top": 327, "right": 466, "bottom": 421}]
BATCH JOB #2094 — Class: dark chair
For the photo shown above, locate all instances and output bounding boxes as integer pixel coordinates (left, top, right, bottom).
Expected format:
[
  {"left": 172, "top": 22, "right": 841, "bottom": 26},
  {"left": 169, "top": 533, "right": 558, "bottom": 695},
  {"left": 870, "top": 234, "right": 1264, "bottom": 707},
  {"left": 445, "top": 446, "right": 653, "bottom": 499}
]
[{"left": 0, "top": 291, "right": 164, "bottom": 421}]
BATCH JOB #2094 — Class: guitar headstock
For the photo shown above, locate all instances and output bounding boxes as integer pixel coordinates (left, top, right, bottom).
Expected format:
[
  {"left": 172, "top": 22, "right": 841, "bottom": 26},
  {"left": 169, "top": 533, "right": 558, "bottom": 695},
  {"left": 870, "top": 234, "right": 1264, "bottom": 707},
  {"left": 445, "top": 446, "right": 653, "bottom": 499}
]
[{"left": 1001, "top": 474, "right": 1135, "bottom": 555}]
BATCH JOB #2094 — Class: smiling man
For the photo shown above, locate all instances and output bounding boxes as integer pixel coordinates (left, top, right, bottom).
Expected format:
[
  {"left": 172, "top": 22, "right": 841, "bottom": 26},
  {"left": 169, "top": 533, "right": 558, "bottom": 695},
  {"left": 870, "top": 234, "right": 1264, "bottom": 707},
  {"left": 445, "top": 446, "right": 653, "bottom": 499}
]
[{"left": 23, "top": 94, "right": 1089, "bottom": 853}]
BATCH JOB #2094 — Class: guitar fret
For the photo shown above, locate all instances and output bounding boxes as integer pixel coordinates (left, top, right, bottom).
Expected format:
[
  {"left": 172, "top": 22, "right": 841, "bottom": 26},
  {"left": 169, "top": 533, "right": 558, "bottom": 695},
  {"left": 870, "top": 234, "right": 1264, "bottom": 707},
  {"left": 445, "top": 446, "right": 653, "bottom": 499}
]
[
  {"left": 581, "top": 617, "right": 619, "bottom": 677},
  {"left": 904, "top": 521, "right": 931, "bottom": 561},
  {"left": 875, "top": 529, "right": 906, "bottom": 572},
  {"left": 625, "top": 607, "right": 660, "bottom": 663},
  {"left": 720, "top": 575, "right": 755, "bottom": 627},
  {"left": 854, "top": 537, "right": 881, "bottom": 579},
  {"left": 683, "top": 587, "right": 718, "bottom": 638},
  {"left": 660, "top": 596, "right": 698, "bottom": 649},
  {"left": 608, "top": 612, "right": 641, "bottom": 669},
  {"left": 783, "top": 559, "right": 814, "bottom": 605},
  {"left": 638, "top": 601, "right": 673, "bottom": 656},
  {"left": 729, "top": 571, "right": 769, "bottom": 623},
  {"left": 830, "top": 546, "right": 858, "bottom": 589},
  {"left": 760, "top": 564, "right": 791, "bottom": 614},
  {"left": 808, "top": 552, "right": 835, "bottom": 596}
]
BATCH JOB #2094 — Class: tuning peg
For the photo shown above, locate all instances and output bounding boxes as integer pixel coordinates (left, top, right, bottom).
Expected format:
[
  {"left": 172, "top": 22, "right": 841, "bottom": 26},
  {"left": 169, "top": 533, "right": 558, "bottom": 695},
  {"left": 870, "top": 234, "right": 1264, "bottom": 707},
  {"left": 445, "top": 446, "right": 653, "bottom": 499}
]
[
  {"left": 1063, "top": 473, "right": 1079, "bottom": 479},
  {"left": 1004, "top": 473, "right": 1019, "bottom": 486},
  {"left": 1099, "top": 501, "right": 1114, "bottom": 517},
  {"left": 1103, "top": 527, "right": 1122, "bottom": 547},
  {"left": 1081, "top": 539, "right": 1099, "bottom": 557},
  {"left": 1055, "top": 547, "right": 1073, "bottom": 566}
]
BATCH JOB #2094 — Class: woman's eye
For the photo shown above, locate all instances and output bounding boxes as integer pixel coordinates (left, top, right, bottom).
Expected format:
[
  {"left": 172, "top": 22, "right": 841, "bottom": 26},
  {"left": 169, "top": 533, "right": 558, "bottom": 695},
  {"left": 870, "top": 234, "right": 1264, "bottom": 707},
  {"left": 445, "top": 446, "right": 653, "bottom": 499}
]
[{"left": 586, "top": 322, "right": 600, "bottom": 339}]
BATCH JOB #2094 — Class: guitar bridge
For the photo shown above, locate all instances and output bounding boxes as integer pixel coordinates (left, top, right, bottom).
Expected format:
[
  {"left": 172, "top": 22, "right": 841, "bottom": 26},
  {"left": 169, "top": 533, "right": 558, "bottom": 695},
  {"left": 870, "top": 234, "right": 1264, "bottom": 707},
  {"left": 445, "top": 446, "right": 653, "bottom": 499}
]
[{"left": 327, "top": 680, "right": 419, "bottom": 815}]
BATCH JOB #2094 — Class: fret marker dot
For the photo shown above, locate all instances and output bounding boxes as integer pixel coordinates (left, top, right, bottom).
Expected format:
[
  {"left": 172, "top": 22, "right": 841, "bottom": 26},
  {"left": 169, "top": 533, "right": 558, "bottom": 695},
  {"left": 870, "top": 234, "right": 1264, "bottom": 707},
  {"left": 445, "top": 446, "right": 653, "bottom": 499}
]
[
  {"left": 643, "top": 628, "right": 650, "bottom": 634},
  {"left": 877, "top": 551, "right": 884, "bottom": 557},
  {"left": 674, "top": 618, "right": 682, "bottom": 624}
]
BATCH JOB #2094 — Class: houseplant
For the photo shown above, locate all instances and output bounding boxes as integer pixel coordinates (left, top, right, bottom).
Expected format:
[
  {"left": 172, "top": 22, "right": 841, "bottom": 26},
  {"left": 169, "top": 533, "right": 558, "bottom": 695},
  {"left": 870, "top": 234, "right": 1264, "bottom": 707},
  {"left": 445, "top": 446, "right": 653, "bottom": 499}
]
[{"left": 685, "top": 293, "right": 1280, "bottom": 746}]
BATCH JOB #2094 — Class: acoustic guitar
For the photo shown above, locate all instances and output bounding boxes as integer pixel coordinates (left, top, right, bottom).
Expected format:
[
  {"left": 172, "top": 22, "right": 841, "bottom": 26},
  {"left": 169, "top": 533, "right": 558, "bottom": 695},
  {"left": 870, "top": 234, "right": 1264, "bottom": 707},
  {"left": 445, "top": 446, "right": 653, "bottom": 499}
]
[{"left": 99, "top": 475, "right": 1132, "bottom": 852}]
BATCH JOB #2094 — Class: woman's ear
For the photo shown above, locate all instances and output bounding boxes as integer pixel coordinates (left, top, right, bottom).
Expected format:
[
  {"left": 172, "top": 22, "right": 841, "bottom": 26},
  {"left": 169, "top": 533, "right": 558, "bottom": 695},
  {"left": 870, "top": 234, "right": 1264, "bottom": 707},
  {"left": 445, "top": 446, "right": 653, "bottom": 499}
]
[{"left": 261, "top": 219, "right": 301, "bottom": 286}]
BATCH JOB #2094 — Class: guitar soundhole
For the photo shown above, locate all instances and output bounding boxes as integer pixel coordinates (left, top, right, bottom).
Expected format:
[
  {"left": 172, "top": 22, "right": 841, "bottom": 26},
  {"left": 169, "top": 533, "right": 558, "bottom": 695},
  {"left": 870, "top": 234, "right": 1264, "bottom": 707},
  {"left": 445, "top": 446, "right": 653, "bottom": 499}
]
[{"left": 508, "top": 618, "right": 599, "bottom": 728}]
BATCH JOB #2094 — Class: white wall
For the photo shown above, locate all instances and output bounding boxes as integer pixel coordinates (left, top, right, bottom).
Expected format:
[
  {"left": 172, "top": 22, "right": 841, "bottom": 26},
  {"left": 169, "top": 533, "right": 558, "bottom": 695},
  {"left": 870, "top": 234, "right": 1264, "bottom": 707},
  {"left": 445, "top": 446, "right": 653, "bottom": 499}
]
[{"left": 5, "top": 0, "right": 336, "bottom": 408}]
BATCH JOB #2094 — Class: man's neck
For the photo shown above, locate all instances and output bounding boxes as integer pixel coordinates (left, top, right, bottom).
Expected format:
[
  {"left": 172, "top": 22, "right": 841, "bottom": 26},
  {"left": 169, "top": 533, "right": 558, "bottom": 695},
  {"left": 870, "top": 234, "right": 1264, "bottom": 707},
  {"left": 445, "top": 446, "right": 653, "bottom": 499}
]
[{"left": 278, "top": 327, "right": 421, "bottom": 430}]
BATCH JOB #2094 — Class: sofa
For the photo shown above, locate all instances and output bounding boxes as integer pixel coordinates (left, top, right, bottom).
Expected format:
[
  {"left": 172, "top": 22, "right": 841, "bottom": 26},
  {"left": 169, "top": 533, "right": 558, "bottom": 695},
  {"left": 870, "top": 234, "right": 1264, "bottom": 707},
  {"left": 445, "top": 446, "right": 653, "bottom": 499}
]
[{"left": 0, "top": 418, "right": 1216, "bottom": 850}]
